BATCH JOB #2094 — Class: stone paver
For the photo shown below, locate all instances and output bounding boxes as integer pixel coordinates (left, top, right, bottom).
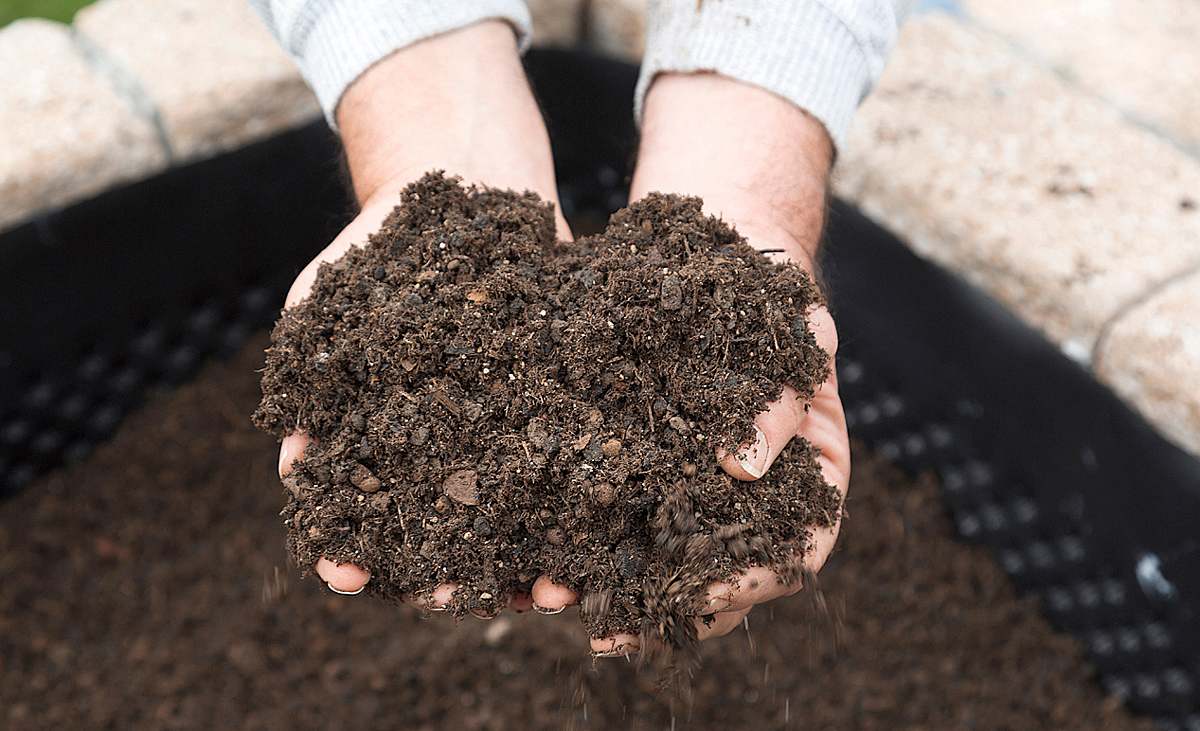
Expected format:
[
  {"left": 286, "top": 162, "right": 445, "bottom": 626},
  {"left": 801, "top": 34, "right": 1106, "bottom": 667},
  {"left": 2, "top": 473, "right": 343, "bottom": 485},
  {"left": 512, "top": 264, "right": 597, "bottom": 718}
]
[
  {"left": 1097, "top": 270, "right": 1200, "bottom": 456},
  {"left": 835, "top": 14, "right": 1200, "bottom": 356},
  {"left": 73, "top": 0, "right": 319, "bottom": 163},
  {"left": 0, "top": 19, "right": 166, "bottom": 231},
  {"left": 589, "top": 0, "right": 645, "bottom": 60},
  {"left": 528, "top": 0, "right": 586, "bottom": 47},
  {"left": 963, "top": 0, "right": 1200, "bottom": 152}
]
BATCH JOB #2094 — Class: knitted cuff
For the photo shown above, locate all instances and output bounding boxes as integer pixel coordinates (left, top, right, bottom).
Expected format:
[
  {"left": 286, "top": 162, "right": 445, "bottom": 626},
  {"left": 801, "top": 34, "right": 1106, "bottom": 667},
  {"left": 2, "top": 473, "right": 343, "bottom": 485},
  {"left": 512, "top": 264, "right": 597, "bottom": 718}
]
[
  {"left": 635, "top": 0, "right": 900, "bottom": 151},
  {"left": 253, "top": 0, "right": 532, "bottom": 127}
]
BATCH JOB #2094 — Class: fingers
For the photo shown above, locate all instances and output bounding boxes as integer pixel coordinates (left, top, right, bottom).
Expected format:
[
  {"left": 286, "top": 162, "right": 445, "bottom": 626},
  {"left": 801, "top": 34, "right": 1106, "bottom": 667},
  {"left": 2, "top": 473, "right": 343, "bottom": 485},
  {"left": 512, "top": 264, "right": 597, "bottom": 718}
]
[
  {"left": 319, "top": 570, "right": 510, "bottom": 622},
  {"left": 702, "top": 421, "right": 848, "bottom": 617},
  {"left": 286, "top": 438, "right": 375, "bottom": 597},
  {"left": 696, "top": 607, "right": 751, "bottom": 642},
  {"left": 717, "top": 304, "right": 841, "bottom": 483},
  {"left": 792, "top": 318, "right": 850, "bottom": 579},
  {"left": 285, "top": 436, "right": 380, "bottom": 598},
  {"left": 796, "top": 381, "right": 848, "bottom": 582},
  {"left": 315, "top": 557, "right": 371, "bottom": 594},
  {"left": 314, "top": 558, "right": 466, "bottom": 617},
  {"left": 718, "top": 387, "right": 805, "bottom": 481},
  {"left": 701, "top": 566, "right": 799, "bottom": 616},
  {"left": 805, "top": 367, "right": 851, "bottom": 499},
  {"left": 590, "top": 608, "right": 751, "bottom": 657},
  {"left": 398, "top": 581, "right": 555, "bottom": 618},
  {"left": 399, "top": 582, "right": 461, "bottom": 615},
  {"left": 590, "top": 632, "right": 640, "bottom": 658},
  {"left": 409, "top": 584, "right": 535, "bottom": 617},
  {"left": 699, "top": 308, "right": 846, "bottom": 646},
  {"left": 530, "top": 575, "right": 579, "bottom": 614},
  {"left": 278, "top": 431, "right": 310, "bottom": 478}
]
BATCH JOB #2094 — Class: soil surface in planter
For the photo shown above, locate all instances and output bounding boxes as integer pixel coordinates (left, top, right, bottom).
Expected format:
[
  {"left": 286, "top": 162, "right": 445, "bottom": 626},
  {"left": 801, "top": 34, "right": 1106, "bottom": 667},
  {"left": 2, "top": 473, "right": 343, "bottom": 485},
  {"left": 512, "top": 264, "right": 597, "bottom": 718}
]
[
  {"left": 253, "top": 173, "right": 839, "bottom": 644},
  {"left": 0, "top": 340, "right": 1151, "bottom": 731}
]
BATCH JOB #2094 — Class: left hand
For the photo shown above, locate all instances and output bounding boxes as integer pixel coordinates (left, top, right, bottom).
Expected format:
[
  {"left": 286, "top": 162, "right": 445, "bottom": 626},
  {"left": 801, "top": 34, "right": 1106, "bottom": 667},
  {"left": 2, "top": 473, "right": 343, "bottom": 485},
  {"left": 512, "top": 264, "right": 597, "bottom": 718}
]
[{"left": 590, "top": 72, "right": 851, "bottom": 656}]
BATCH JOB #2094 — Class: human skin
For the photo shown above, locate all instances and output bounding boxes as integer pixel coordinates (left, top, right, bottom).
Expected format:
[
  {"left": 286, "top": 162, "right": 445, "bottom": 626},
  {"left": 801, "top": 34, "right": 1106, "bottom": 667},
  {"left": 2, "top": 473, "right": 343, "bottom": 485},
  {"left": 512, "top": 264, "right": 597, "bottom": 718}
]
[
  {"left": 277, "top": 20, "right": 572, "bottom": 616},
  {"left": 276, "top": 21, "right": 850, "bottom": 654},
  {"left": 589, "top": 73, "right": 850, "bottom": 656}
]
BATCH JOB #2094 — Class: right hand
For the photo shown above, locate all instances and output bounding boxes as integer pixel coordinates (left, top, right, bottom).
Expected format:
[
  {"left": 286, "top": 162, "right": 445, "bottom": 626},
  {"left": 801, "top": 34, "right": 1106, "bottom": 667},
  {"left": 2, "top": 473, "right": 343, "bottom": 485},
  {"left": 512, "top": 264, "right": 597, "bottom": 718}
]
[{"left": 276, "top": 20, "right": 576, "bottom": 617}]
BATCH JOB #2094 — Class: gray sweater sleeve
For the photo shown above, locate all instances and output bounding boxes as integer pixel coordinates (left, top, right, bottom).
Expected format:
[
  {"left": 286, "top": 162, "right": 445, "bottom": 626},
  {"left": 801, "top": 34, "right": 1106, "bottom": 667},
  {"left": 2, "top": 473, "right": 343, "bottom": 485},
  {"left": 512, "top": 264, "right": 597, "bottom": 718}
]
[
  {"left": 637, "top": 0, "right": 912, "bottom": 151},
  {"left": 249, "top": 1, "right": 907, "bottom": 149},
  {"left": 247, "top": 0, "right": 532, "bottom": 124}
]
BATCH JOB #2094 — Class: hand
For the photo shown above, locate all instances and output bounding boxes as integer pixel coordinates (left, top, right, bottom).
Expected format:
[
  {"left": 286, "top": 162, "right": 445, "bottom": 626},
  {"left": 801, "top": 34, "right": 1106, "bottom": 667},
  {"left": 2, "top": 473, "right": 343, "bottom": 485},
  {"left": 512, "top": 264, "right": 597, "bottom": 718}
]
[
  {"left": 590, "top": 73, "right": 851, "bottom": 656},
  {"left": 276, "top": 20, "right": 579, "bottom": 616}
]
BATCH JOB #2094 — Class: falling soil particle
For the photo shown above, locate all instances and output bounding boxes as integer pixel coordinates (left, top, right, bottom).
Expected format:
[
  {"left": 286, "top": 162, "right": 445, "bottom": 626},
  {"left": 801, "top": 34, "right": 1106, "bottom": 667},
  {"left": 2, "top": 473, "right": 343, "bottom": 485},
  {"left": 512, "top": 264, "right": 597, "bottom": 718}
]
[
  {"left": 0, "top": 340, "right": 1152, "bottom": 729},
  {"left": 253, "top": 173, "right": 839, "bottom": 645}
]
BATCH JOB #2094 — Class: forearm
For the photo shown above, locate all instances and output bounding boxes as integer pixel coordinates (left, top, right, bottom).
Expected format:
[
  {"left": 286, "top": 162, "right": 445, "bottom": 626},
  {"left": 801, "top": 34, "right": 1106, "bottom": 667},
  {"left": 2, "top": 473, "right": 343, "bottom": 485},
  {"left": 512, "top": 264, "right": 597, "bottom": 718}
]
[
  {"left": 336, "top": 20, "right": 558, "bottom": 209},
  {"left": 630, "top": 0, "right": 911, "bottom": 267},
  {"left": 631, "top": 73, "right": 833, "bottom": 270},
  {"left": 248, "top": 3, "right": 560, "bottom": 218}
]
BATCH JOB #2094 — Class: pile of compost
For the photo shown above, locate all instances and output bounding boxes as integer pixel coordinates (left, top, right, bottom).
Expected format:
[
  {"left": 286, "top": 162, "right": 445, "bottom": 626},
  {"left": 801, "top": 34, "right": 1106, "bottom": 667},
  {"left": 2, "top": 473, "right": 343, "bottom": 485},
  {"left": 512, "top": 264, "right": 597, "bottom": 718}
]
[
  {"left": 253, "top": 173, "right": 839, "bottom": 643},
  {"left": 0, "top": 342, "right": 1150, "bottom": 730}
]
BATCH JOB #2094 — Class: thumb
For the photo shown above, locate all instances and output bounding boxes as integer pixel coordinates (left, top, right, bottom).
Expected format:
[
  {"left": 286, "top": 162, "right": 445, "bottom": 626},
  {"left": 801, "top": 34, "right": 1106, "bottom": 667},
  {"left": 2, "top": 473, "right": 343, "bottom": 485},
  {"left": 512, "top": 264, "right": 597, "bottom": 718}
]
[{"left": 717, "top": 386, "right": 805, "bottom": 481}]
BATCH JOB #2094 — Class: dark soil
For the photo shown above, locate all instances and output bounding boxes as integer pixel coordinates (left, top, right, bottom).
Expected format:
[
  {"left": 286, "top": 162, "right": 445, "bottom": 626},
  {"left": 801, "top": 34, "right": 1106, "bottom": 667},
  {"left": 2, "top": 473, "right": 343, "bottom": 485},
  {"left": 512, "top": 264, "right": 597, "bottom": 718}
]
[
  {"left": 0, "top": 340, "right": 1152, "bottom": 730},
  {"left": 253, "top": 173, "right": 838, "bottom": 643}
]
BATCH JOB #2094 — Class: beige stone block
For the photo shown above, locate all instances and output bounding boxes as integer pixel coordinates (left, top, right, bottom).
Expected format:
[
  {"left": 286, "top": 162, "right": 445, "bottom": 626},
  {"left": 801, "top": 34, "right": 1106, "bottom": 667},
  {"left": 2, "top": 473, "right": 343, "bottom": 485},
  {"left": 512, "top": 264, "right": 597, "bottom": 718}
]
[
  {"left": 0, "top": 19, "right": 166, "bottom": 231},
  {"left": 74, "top": 0, "right": 319, "bottom": 163},
  {"left": 835, "top": 15, "right": 1200, "bottom": 355},
  {"left": 963, "top": 0, "right": 1200, "bottom": 150},
  {"left": 1096, "top": 271, "right": 1200, "bottom": 456},
  {"left": 528, "top": 0, "right": 585, "bottom": 48},
  {"left": 590, "top": 0, "right": 646, "bottom": 60}
]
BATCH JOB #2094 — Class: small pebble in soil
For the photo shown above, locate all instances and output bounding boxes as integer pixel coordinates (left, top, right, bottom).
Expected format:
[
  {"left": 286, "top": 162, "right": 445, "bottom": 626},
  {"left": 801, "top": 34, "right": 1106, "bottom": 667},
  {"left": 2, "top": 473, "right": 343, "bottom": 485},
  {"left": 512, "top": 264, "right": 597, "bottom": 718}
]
[
  {"left": 443, "top": 470, "right": 479, "bottom": 506},
  {"left": 349, "top": 463, "right": 381, "bottom": 493}
]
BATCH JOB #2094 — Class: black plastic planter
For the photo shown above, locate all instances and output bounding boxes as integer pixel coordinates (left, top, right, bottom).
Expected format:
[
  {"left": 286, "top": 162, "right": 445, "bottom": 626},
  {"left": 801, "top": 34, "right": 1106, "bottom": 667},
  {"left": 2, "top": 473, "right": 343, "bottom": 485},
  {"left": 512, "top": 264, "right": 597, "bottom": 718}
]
[{"left": 1, "top": 49, "right": 1197, "bottom": 729}]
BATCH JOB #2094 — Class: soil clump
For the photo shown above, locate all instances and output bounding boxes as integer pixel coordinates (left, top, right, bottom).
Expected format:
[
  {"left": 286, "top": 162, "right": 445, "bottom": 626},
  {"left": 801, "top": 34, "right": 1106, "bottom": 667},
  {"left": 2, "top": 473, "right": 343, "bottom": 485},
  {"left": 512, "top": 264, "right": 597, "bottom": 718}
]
[{"left": 253, "top": 173, "right": 839, "bottom": 644}]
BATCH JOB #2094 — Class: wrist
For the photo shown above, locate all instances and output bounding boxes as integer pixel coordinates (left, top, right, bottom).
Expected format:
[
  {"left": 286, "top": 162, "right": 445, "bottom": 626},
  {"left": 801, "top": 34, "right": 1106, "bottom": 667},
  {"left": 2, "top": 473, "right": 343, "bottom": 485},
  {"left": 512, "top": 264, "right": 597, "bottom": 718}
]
[
  {"left": 631, "top": 73, "right": 833, "bottom": 268},
  {"left": 336, "top": 21, "right": 560, "bottom": 215}
]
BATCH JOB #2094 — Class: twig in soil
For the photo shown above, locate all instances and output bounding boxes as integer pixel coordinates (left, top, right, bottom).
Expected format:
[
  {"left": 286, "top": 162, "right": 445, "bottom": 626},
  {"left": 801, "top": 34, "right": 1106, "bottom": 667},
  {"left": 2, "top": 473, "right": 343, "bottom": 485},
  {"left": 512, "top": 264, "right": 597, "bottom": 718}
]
[{"left": 431, "top": 389, "right": 461, "bottom": 417}]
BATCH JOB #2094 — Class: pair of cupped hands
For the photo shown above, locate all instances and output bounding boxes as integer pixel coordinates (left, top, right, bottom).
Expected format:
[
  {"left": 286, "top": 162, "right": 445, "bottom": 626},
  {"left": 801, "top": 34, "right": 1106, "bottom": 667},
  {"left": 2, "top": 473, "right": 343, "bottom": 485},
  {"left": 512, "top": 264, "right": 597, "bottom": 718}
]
[{"left": 277, "top": 21, "right": 850, "bottom": 657}]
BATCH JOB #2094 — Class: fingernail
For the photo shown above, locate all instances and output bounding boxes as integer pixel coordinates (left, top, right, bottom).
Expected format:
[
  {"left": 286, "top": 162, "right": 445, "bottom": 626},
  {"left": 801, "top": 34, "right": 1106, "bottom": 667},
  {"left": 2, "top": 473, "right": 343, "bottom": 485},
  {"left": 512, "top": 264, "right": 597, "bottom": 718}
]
[
  {"left": 532, "top": 604, "right": 565, "bottom": 615},
  {"left": 735, "top": 425, "right": 770, "bottom": 478},
  {"left": 278, "top": 444, "right": 295, "bottom": 478},
  {"left": 326, "top": 582, "right": 364, "bottom": 596},
  {"left": 702, "top": 596, "right": 732, "bottom": 615}
]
